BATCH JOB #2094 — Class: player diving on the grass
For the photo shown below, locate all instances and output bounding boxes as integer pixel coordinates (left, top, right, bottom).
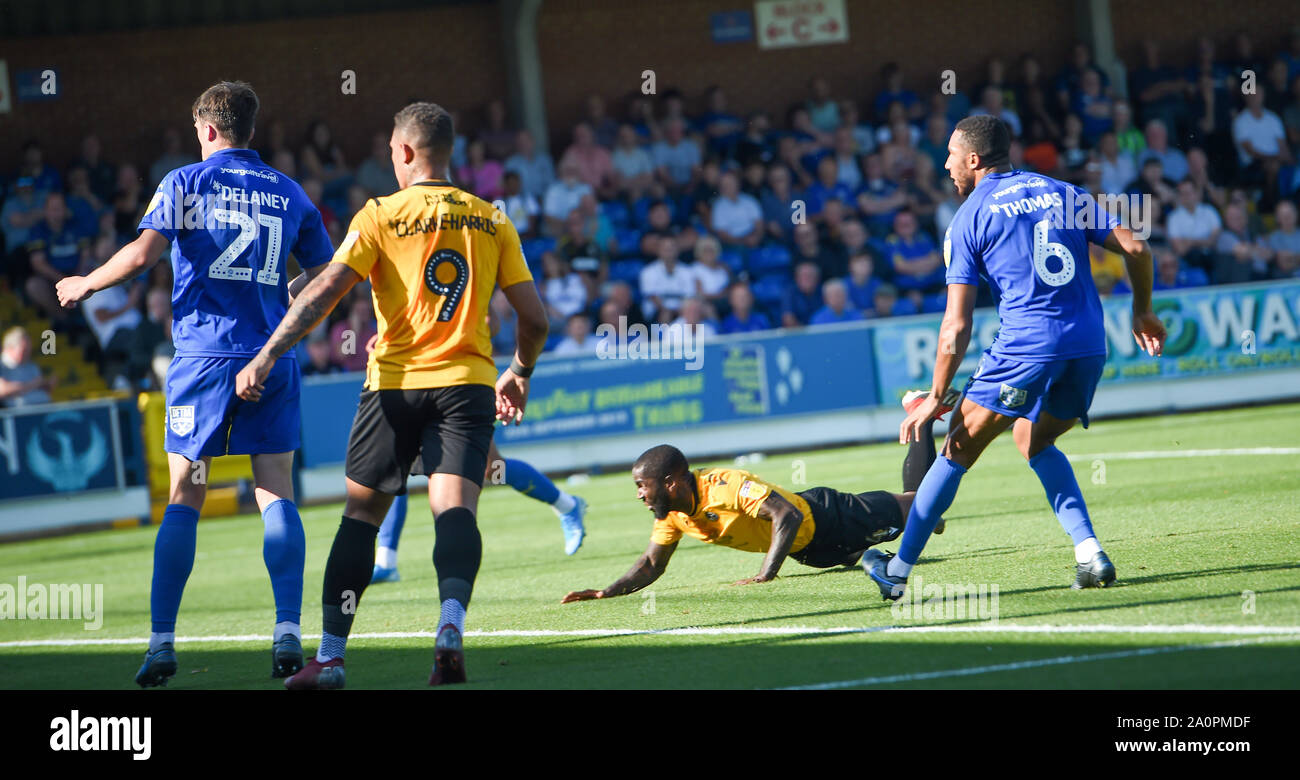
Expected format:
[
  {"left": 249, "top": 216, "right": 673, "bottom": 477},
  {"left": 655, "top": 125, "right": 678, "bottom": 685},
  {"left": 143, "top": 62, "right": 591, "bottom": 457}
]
[
  {"left": 560, "top": 397, "right": 953, "bottom": 604},
  {"left": 235, "top": 100, "right": 548, "bottom": 689},
  {"left": 863, "top": 114, "right": 1168, "bottom": 601},
  {"left": 57, "top": 81, "right": 335, "bottom": 687},
  {"left": 370, "top": 439, "right": 588, "bottom": 584}
]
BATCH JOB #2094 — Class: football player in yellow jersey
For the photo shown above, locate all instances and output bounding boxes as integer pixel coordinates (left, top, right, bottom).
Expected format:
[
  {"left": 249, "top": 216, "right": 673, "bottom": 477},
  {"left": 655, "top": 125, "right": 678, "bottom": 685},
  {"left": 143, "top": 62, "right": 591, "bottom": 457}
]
[
  {"left": 561, "top": 407, "right": 948, "bottom": 603},
  {"left": 235, "top": 102, "right": 548, "bottom": 689}
]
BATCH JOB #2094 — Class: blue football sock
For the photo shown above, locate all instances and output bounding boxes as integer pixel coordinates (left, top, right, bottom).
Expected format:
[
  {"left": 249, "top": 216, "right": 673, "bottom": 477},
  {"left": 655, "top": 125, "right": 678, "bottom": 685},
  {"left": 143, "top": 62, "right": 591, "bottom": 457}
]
[
  {"left": 261, "top": 499, "right": 305, "bottom": 625},
  {"left": 503, "top": 458, "right": 560, "bottom": 505},
  {"left": 896, "top": 456, "right": 967, "bottom": 567},
  {"left": 1029, "top": 446, "right": 1097, "bottom": 546},
  {"left": 378, "top": 493, "right": 408, "bottom": 553},
  {"left": 150, "top": 504, "right": 199, "bottom": 634}
]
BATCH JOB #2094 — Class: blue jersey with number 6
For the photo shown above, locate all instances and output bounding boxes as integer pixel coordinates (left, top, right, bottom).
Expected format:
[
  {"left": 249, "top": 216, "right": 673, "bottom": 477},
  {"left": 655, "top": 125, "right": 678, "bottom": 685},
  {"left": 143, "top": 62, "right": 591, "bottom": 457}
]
[
  {"left": 139, "top": 148, "right": 334, "bottom": 358},
  {"left": 943, "top": 170, "right": 1118, "bottom": 362}
]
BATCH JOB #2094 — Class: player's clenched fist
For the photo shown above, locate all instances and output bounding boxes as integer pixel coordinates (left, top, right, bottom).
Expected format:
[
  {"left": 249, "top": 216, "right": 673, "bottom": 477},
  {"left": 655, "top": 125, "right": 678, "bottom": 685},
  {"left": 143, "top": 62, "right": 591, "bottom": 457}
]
[
  {"left": 235, "top": 358, "right": 271, "bottom": 402},
  {"left": 55, "top": 276, "right": 95, "bottom": 308}
]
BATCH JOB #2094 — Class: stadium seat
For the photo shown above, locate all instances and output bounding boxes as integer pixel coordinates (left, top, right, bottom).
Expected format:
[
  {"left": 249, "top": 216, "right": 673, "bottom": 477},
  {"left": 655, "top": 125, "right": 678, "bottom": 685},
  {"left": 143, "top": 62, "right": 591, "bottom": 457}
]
[
  {"left": 719, "top": 249, "right": 745, "bottom": 275},
  {"left": 747, "top": 244, "right": 792, "bottom": 276},
  {"left": 521, "top": 237, "right": 556, "bottom": 265},
  {"left": 1183, "top": 267, "right": 1210, "bottom": 287},
  {"left": 751, "top": 273, "right": 790, "bottom": 309},
  {"left": 609, "top": 259, "right": 644, "bottom": 285},
  {"left": 614, "top": 227, "right": 643, "bottom": 257},
  {"left": 601, "top": 200, "right": 631, "bottom": 228},
  {"left": 922, "top": 292, "right": 948, "bottom": 313},
  {"left": 892, "top": 298, "right": 919, "bottom": 316}
]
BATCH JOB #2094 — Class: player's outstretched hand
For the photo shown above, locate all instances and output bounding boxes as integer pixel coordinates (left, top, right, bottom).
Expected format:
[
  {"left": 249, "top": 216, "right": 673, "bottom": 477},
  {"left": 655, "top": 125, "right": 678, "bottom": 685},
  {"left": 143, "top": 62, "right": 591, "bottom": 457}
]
[
  {"left": 235, "top": 358, "right": 271, "bottom": 402},
  {"left": 561, "top": 589, "right": 603, "bottom": 603},
  {"left": 495, "top": 369, "right": 529, "bottom": 425},
  {"left": 1132, "top": 310, "right": 1167, "bottom": 357},
  {"left": 900, "top": 395, "right": 941, "bottom": 444},
  {"left": 55, "top": 276, "right": 94, "bottom": 308},
  {"left": 732, "top": 575, "right": 774, "bottom": 586}
]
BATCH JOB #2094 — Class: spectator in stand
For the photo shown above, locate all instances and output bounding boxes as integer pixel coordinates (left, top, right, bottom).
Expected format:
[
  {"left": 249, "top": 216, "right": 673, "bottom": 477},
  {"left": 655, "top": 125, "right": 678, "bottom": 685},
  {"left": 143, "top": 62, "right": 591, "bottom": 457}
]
[
  {"left": 829, "top": 126, "right": 864, "bottom": 191},
  {"left": 934, "top": 177, "right": 964, "bottom": 239},
  {"left": 1283, "top": 74, "right": 1300, "bottom": 149},
  {"left": 672, "top": 296, "right": 719, "bottom": 339},
  {"left": 857, "top": 153, "right": 908, "bottom": 237},
  {"left": 1096, "top": 132, "right": 1136, "bottom": 194},
  {"left": 970, "top": 85, "right": 1023, "bottom": 138},
  {"left": 560, "top": 122, "right": 614, "bottom": 199},
  {"left": 781, "top": 261, "right": 823, "bottom": 327},
  {"left": 1020, "top": 119, "right": 1060, "bottom": 175},
  {"left": 1129, "top": 157, "right": 1178, "bottom": 212},
  {"left": 301, "top": 332, "right": 341, "bottom": 377},
  {"left": 640, "top": 236, "right": 696, "bottom": 322},
  {"left": 25, "top": 192, "right": 91, "bottom": 324},
  {"left": 1267, "top": 199, "right": 1300, "bottom": 278},
  {"left": 356, "top": 131, "right": 400, "bottom": 197},
  {"left": 690, "top": 234, "right": 731, "bottom": 309},
  {"left": 1188, "top": 54, "right": 1236, "bottom": 174},
  {"left": 329, "top": 293, "right": 378, "bottom": 373},
  {"left": 1089, "top": 242, "right": 1128, "bottom": 295},
  {"left": 905, "top": 155, "right": 942, "bottom": 226},
  {"left": 1137, "top": 119, "right": 1189, "bottom": 182},
  {"left": 761, "top": 163, "right": 802, "bottom": 242},
  {"left": 1055, "top": 43, "right": 1107, "bottom": 118},
  {"left": 875, "top": 100, "right": 922, "bottom": 148},
  {"left": 299, "top": 120, "right": 350, "bottom": 194},
  {"left": 867, "top": 282, "right": 905, "bottom": 318},
  {"left": 15, "top": 140, "right": 61, "bottom": 196},
  {"left": 789, "top": 105, "right": 835, "bottom": 149},
  {"left": 1130, "top": 39, "right": 1187, "bottom": 137},
  {"left": 500, "top": 170, "right": 540, "bottom": 238},
  {"left": 874, "top": 62, "right": 923, "bottom": 122},
  {"left": 540, "top": 250, "right": 589, "bottom": 326},
  {"left": 556, "top": 208, "right": 608, "bottom": 299},
  {"left": 719, "top": 281, "right": 771, "bottom": 335},
  {"left": 149, "top": 127, "right": 197, "bottom": 190},
  {"left": 457, "top": 138, "right": 505, "bottom": 200},
  {"left": 1151, "top": 246, "right": 1203, "bottom": 291},
  {"left": 805, "top": 155, "right": 855, "bottom": 220},
  {"left": 809, "top": 278, "right": 863, "bottom": 325},
  {"left": 625, "top": 93, "right": 659, "bottom": 142},
  {"left": 883, "top": 209, "right": 944, "bottom": 295},
  {"left": 111, "top": 163, "right": 146, "bottom": 240},
  {"left": 1167, "top": 178, "right": 1222, "bottom": 275},
  {"left": 775, "top": 134, "right": 815, "bottom": 190},
  {"left": 601, "top": 279, "right": 649, "bottom": 329},
  {"left": 807, "top": 77, "right": 841, "bottom": 134},
  {"left": 1072, "top": 69, "right": 1113, "bottom": 145},
  {"left": 301, "top": 178, "right": 340, "bottom": 244},
  {"left": 835, "top": 219, "right": 874, "bottom": 268},
  {"left": 1265, "top": 59, "right": 1293, "bottom": 118},
  {"left": 735, "top": 112, "right": 776, "bottom": 168},
  {"left": 542, "top": 159, "right": 593, "bottom": 236},
  {"left": 1185, "top": 147, "right": 1226, "bottom": 211},
  {"left": 979, "top": 57, "right": 1018, "bottom": 115},
  {"left": 504, "top": 129, "right": 556, "bottom": 201},
  {"left": 839, "top": 99, "right": 876, "bottom": 156},
  {"left": 489, "top": 288, "right": 518, "bottom": 357},
  {"left": 611, "top": 124, "right": 655, "bottom": 201},
  {"left": 741, "top": 160, "right": 767, "bottom": 199},
  {"left": 584, "top": 94, "right": 620, "bottom": 150},
  {"left": 1058, "top": 113, "right": 1090, "bottom": 180},
  {"left": 638, "top": 198, "right": 686, "bottom": 257},
  {"left": 64, "top": 165, "right": 104, "bottom": 237},
  {"left": 688, "top": 158, "right": 724, "bottom": 224},
  {"left": 918, "top": 114, "right": 952, "bottom": 177},
  {"left": 1112, "top": 101, "right": 1145, "bottom": 158},
  {"left": 141, "top": 287, "right": 174, "bottom": 390},
  {"left": 844, "top": 252, "right": 881, "bottom": 311},
  {"left": 700, "top": 86, "right": 745, "bottom": 158},
  {"left": 3, "top": 177, "right": 43, "bottom": 267},
  {"left": 271, "top": 149, "right": 297, "bottom": 180},
  {"left": 82, "top": 263, "right": 143, "bottom": 386},
  {"left": 653, "top": 118, "right": 702, "bottom": 193},
  {"left": 553, "top": 312, "right": 599, "bottom": 356},
  {"left": 479, "top": 99, "right": 517, "bottom": 161},
  {"left": 710, "top": 170, "right": 764, "bottom": 248},
  {"left": 0, "top": 327, "right": 55, "bottom": 408},
  {"left": 1015, "top": 53, "right": 1060, "bottom": 141},
  {"left": 1232, "top": 87, "right": 1291, "bottom": 207},
  {"left": 256, "top": 118, "right": 291, "bottom": 166},
  {"left": 1215, "top": 201, "right": 1274, "bottom": 283},
  {"left": 792, "top": 221, "right": 844, "bottom": 281}
]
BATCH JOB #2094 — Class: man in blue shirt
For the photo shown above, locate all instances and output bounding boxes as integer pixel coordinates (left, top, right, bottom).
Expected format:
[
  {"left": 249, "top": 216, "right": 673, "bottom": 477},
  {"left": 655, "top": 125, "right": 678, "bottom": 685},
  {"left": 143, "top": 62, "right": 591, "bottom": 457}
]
[
  {"left": 864, "top": 115, "right": 1166, "bottom": 600},
  {"left": 57, "top": 81, "right": 334, "bottom": 687}
]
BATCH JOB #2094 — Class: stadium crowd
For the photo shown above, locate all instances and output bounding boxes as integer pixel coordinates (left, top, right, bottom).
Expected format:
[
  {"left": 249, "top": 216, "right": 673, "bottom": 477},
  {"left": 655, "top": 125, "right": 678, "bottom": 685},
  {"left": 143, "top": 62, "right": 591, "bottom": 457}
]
[{"left": 4, "top": 32, "right": 1300, "bottom": 404}]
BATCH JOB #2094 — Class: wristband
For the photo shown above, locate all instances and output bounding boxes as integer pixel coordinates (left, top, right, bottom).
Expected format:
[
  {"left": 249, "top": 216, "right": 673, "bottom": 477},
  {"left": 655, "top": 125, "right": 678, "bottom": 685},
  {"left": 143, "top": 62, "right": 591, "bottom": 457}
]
[{"left": 510, "top": 357, "right": 534, "bottom": 378}]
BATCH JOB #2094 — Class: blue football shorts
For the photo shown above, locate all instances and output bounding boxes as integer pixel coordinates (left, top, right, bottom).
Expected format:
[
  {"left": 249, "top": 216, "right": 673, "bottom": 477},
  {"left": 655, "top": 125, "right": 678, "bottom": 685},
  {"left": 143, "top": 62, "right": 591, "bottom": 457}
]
[
  {"left": 962, "top": 349, "right": 1107, "bottom": 428},
  {"left": 164, "top": 355, "right": 301, "bottom": 460}
]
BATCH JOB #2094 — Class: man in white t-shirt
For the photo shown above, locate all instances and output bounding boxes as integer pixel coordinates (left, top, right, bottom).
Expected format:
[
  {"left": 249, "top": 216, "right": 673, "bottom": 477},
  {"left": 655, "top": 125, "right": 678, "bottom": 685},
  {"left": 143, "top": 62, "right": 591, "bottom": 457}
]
[
  {"left": 543, "top": 160, "right": 594, "bottom": 236},
  {"left": 1232, "top": 89, "right": 1292, "bottom": 201},
  {"left": 1166, "top": 179, "right": 1222, "bottom": 273},
  {"left": 83, "top": 277, "right": 143, "bottom": 350},
  {"left": 639, "top": 236, "right": 696, "bottom": 321},
  {"left": 709, "top": 171, "right": 764, "bottom": 248}
]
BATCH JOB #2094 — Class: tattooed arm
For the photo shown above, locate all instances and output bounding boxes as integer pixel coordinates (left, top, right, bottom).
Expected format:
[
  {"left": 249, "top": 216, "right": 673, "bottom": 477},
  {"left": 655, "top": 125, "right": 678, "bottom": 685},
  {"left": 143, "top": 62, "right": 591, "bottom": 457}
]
[
  {"left": 561, "top": 541, "right": 677, "bottom": 603},
  {"left": 235, "top": 263, "right": 362, "bottom": 401},
  {"left": 735, "top": 491, "right": 805, "bottom": 585}
]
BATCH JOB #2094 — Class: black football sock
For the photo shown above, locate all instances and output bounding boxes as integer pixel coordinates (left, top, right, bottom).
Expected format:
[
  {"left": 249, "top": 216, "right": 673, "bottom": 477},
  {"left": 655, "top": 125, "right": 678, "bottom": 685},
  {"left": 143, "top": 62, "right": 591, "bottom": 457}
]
[
  {"left": 903, "top": 419, "right": 937, "bottom": 492},
  {"left": 320, "top": 516, "right": 379, "bottom": 645},
  {"left": 433, "top": 507, "right": 481, "bottom": 633}
]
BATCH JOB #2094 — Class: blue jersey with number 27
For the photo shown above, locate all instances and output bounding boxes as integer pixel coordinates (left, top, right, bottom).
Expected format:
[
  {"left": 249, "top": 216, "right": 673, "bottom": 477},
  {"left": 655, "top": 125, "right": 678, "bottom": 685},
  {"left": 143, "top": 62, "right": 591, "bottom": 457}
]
[
  {"left": 943, "top": 170, "right": 1118, "bottom": 362},
  {"left": 139, "top": 148, "right": 334, "bottom": 358}
]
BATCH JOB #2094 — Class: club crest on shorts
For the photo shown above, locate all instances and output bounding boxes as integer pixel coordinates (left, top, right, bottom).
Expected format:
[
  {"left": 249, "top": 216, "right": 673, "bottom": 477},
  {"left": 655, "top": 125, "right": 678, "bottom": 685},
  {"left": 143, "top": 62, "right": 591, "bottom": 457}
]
[
  {"left": 998, "top": 384, "right": 1027, "bottom": 409},
  {"left": 169, "top": 405, "right": 195, "bottom": 436}
]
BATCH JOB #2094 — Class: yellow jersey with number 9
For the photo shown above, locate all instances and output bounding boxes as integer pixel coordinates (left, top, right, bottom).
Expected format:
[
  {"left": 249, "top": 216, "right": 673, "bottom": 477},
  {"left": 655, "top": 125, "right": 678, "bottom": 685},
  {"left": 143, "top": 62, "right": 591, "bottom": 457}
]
[{"left": 331, "top": 180, "right": 532, "bottom": 390}]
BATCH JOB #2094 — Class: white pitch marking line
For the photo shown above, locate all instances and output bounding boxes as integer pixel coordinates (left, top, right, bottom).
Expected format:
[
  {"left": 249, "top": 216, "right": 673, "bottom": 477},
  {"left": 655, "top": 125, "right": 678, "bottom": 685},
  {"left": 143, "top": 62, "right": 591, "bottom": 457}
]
[
  {"left": 1068, "top": 447, "right": 1300, "bottom": 461},
  {"left": 777, "top": 634, "right": 1298, "bottom": 690},
  {"left": 3, "top": 623, "right": 1299, "bottom": 648}
]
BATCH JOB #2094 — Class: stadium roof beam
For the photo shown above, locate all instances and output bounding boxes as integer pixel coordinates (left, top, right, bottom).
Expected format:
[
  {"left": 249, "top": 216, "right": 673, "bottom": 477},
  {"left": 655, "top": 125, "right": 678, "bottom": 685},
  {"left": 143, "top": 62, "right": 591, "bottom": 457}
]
[{"left": 498, "top": 0, "right": 549, "bottom": 152}]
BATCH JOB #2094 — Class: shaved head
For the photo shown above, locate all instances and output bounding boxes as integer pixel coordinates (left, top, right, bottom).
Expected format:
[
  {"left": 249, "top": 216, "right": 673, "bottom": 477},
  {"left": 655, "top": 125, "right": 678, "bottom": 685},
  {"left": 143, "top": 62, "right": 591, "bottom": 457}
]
[{"left": 633, "top": 444, "right": 690, "bottom": 480}]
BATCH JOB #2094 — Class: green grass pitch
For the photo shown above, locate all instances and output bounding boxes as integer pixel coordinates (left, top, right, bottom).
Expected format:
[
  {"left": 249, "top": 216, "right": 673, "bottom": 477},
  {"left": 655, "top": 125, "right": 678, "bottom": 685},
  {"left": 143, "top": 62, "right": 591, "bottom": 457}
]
[{"left": 2, "top": 402, "right": 1298, "bottom": 689}]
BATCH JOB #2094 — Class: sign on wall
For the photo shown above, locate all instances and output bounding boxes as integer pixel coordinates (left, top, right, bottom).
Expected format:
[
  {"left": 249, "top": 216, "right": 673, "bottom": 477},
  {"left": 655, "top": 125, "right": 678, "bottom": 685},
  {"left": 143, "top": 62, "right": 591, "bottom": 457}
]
[{"left": 755, "top": 0, "right": 849, "bottom": 50}]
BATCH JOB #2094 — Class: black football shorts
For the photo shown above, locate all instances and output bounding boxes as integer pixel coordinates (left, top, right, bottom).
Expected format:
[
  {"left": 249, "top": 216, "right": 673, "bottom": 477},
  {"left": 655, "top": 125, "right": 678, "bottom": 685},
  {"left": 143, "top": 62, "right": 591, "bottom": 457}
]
[{"left": 790, "top": 487, "right": 904, "bottom": 568}]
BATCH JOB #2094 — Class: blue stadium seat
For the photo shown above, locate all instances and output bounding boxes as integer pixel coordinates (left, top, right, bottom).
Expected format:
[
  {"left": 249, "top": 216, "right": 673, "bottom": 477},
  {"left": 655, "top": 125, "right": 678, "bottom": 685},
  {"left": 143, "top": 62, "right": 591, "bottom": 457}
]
[
  {"left": 615, "top": 228, "right": 643, "bottom": 257},
  {"left": 609, "top": 259, "right": 644, "bottom": 285},
  {"left": 719, "top": 249, "right": 745, "bottom": 274},
  {"left": 751, "top": 273, "right": 790, "bottom": 309},
  {"left": 521, "top": 237, "right": 556, "bottom": 265},
  {"left": 747, "top": 245, "right": 792, "bottom": 275},
  {"left": 921, "top": 292, "right": 947, "bottom": 313},
  {"left": 892, "top": 298, "right": 919, "bottom": 316},
  {"left": 602, "top": 200, "right": 631, "bottom": 228},
  {"left": 1182, "top": 267, "right": 1210, "bottom": 287}
]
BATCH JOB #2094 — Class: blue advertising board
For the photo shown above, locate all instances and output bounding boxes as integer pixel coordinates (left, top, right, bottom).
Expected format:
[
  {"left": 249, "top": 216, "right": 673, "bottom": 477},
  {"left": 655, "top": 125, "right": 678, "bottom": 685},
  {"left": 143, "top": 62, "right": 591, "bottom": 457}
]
[{"left": 0, "top": 399, "right": 133, "bottom": 500}]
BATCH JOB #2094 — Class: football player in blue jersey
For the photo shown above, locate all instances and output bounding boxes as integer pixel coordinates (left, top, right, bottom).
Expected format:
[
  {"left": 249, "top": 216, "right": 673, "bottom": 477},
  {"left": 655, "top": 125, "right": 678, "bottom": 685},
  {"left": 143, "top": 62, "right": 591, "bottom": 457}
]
[
  {"left": 58, "top": 81, "right": 335, "bottom": 685},
  {"left": 863, "top": 115, "right": 1167, "bottom": 600}
]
